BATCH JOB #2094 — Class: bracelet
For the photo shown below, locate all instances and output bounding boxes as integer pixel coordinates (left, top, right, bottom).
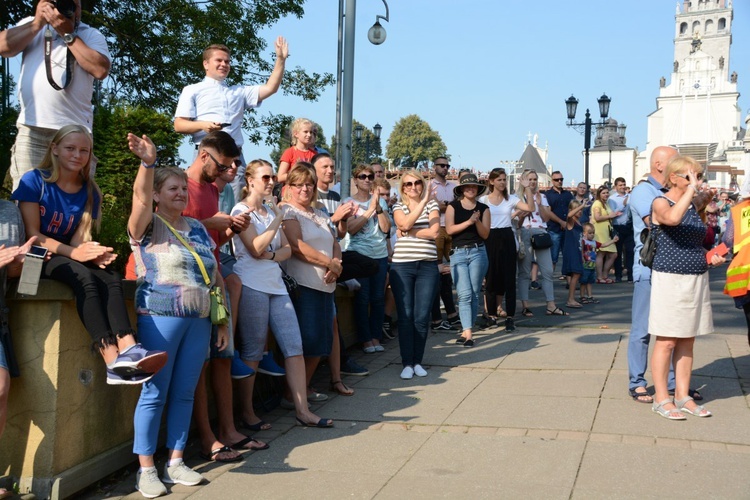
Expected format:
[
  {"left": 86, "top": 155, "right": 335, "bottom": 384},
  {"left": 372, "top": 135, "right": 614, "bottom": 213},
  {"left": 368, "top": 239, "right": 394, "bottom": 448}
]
[
  {"left": 141, "top": 160, "right": 157, "bottom": 169},
  {"left": 270, "top": 252, "right": 275, "bottom": 261}
]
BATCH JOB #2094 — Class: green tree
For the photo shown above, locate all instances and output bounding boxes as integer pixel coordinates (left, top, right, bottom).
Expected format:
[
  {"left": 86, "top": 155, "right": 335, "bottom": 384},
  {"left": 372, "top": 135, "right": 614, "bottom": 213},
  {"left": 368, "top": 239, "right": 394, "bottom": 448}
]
[
  {"left": 385, "top": 115, "right": 447, "bottom": 169},
  {"left": 4, "top": 1, "right": 334, "bottom": 148},
  {"left": 92, "top": 102, "right": 183, "bottom": 271}
]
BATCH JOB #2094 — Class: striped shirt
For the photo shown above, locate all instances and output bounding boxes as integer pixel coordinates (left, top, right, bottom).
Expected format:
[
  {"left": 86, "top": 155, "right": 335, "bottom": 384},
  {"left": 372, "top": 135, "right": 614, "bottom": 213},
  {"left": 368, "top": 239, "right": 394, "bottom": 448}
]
[{"left": 391, "top": 200, "right": 439, "bottom": 263}]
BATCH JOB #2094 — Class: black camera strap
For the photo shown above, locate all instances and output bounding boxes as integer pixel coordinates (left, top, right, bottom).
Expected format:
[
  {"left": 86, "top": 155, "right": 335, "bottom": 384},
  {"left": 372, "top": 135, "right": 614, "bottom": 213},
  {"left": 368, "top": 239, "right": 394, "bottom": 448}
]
[{"left": 44, "top": 26, "right": 74, "bottom": 91}]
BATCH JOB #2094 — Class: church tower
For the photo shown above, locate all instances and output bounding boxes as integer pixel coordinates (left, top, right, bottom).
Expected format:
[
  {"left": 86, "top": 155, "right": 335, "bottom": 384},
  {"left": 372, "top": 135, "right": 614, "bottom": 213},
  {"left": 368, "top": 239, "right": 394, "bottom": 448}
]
[{"left": 639, "top": 0, "right": 746, "bottom": 188}]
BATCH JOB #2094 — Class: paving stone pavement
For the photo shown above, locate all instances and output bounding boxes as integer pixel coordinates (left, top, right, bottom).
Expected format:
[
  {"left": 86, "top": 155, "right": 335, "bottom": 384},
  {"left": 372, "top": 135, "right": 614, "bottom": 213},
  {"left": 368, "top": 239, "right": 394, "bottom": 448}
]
[{"left": 83, "top": 267, "right": 750, "bottom": 499}]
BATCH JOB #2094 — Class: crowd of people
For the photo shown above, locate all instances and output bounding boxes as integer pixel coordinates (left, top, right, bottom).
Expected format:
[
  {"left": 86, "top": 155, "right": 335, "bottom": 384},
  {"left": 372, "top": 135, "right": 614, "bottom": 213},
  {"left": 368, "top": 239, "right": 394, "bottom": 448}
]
[{"left": 0, "top": 2, "right": 746, "bottom": 498}]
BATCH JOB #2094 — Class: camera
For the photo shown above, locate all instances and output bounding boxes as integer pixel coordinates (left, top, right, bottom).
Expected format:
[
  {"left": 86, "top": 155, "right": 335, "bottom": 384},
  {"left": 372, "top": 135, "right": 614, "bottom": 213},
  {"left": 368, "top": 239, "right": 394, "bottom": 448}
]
[{"left": 52, "top": 0, "right": 77, "bottom": 20}]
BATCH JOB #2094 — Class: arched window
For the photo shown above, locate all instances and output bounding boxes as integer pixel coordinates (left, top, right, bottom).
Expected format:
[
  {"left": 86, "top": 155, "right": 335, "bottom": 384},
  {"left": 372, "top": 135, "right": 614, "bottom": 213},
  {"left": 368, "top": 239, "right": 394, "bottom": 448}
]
[
  {"left": 718, "top": 18, "right": 726, "bottom": 30},
  {"left": 680, "top": 22, "right": 688, "bottom": 34},
  {"left": 705, "top": 19, "right": 714, "bottom": 33},
  {"left": 693, "top": 20, "right": 701, "bottom": 33}
]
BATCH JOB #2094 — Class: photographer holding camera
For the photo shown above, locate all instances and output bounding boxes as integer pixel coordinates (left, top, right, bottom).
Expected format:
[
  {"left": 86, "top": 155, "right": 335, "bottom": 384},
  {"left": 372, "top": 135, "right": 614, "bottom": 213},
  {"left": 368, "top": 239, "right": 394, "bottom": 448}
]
[{"left": 0, "top": 0, "right": 110, "bottom": 190}]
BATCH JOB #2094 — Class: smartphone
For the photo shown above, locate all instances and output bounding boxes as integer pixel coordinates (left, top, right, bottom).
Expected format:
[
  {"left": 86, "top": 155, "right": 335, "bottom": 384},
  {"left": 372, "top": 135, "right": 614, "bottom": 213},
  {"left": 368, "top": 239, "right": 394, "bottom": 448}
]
[
  {"left": 219, "top": 123, "right": 231, "bottom": 129},
  {"left": 17, "top": 245, "right": 48, "bottom": 296},
  {"left": 706, "top": 243, "right": 729, "bottom": 264}
]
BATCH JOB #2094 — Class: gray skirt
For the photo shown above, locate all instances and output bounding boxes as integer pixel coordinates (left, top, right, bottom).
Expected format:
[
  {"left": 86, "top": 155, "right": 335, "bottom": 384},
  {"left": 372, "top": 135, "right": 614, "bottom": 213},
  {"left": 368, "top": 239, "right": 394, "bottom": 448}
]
[{"left": 649, "top": 270, "right": 714, "bottom": 338}]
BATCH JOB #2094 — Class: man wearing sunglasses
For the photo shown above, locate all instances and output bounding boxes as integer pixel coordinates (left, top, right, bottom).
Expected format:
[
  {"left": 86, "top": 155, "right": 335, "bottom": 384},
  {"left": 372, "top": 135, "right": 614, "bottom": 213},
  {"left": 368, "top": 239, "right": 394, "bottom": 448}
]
[
  {"left": 174, "top": 38, "right": 289, "bottom": 201},
  {"left": 544, "top": 171, "right": 574, "bottom": 275},
  {"left": 429, "top": 157, "right": 460, "bottom": 331},
  {"left": 183, "top": 130, "right": 266, "bottom": 462}
]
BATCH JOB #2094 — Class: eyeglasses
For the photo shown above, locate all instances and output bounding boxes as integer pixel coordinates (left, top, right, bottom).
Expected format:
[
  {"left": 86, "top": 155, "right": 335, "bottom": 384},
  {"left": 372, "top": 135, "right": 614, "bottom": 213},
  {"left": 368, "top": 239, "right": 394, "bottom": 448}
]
[
  {"left": 402, "top": 179, "right": 424, "bottom": 189},
  {"left": 552, "top": 178, "right": 564, "bottom": 182},
  {"left": 357, "top": 174, "right": 375, "bottom": 181},
  {"left": 205, "top": 151, "right": 234, "bottom": 172},
  {"left": 259, "top": 174, "right": 273, "bottom": 183},
  {"left": 434, "top": 163, "right": 450, "bottom": 168},
  {"left": 675, "top": 172, "right": 703, "bottom": 181},
  {"left": 289, "top": 183, "right": 314, "bottom": 190}
]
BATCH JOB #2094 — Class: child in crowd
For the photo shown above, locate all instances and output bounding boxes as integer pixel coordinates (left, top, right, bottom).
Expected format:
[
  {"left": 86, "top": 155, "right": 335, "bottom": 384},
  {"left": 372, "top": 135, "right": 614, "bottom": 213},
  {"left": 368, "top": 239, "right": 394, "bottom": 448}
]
[
  {"left": 580, "top": 222, "right": 618, "bottom": 304},
  {"left": 276, "top": 118, "right": 318, "bottom": 184},
  {"left": 561, "top": 200, "right": 588, "bottom": 308}
]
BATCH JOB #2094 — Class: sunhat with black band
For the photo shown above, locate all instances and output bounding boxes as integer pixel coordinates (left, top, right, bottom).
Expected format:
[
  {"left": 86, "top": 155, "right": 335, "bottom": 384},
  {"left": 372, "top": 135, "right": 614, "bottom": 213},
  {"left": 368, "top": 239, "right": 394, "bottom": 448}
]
[{"left": 453, "top": 172, "right": 487, "bottom": 198}]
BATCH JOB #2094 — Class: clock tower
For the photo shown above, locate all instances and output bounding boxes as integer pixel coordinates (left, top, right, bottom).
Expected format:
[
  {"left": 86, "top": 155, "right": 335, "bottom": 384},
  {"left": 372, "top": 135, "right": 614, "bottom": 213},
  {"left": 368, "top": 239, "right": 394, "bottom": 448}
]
[{"left": 640, "top": 0, "right": 746, "bottom": 188}]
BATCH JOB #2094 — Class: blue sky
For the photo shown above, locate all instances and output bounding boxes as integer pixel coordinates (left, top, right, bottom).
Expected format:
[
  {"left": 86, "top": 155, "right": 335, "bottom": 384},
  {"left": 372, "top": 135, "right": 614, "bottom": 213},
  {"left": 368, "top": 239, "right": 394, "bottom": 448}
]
[{"left": 242, "top": 0, "right": 750, "bottom": 185}]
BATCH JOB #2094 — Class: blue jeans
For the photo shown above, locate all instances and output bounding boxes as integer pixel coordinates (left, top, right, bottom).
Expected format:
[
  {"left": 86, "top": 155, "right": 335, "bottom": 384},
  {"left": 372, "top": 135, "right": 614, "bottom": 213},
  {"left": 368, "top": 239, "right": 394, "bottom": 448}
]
[
  {"left": 450, "top": 246, "right": 489, "bottom": 331},
  {"left": 133, "top": 315, "right": 211, "bottom": 456},
  {"left": 628, "top": 279, "right": 675, "bottom": 391},
  {"left": 354, "top": 257, "right": 389, "bottom": 343},
  {"left": 549, "top": 230, "right": 564, "bottom": 266},
  {"left": 390, "top": 260, "right": 440, "bottom": 367}
]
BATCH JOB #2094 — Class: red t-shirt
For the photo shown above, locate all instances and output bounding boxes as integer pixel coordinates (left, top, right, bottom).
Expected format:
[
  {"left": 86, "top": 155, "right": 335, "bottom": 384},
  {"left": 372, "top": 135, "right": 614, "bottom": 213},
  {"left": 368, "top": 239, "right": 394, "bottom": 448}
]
[
  {"left": 182, "top": 177, "right": 220, "bottom": 261},
  {"left": 280, "top": 146, "right": 317, "bottom": 167}
]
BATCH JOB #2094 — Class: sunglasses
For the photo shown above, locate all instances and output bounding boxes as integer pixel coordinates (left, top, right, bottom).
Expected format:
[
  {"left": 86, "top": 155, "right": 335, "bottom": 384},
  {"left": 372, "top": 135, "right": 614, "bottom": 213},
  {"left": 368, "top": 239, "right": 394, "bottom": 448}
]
[
  {"left": 357, "top": 174, "right": 375, "bottom": 181},
  {"left": 259, "top": 174, "right": 273, "bottom": 183},
  {"left": 205, "top": 151, "right": 235, "bottom": 172},
  {"left": 434, "top": 163, "right": 450, "bottom": 168},
  {"left": 674, "top": 172, "right": 703, "bottom": 181},
  {"left": 403, "top": 179, "right": 424, "bottom": 189},
  {"left": 552, "top": 178, "right": 564, "bottom": 182}
]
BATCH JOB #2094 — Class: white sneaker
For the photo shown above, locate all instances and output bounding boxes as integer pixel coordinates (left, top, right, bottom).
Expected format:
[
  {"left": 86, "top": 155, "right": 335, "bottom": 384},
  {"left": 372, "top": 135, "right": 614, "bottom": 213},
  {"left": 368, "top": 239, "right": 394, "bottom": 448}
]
[
  {"left": 413, "top": 364, "right": 428, "bottom": 377},
  {"left": 373, "top": 344, "right": 385, "bottom": 352},
  {"left": 136, "top": 468, "right": 167, "bottom": 498},
  {"left": 363, "top": 346, "right": 376, "bottom": 354},
  {"left": 400, "top": 366, "right": 414, "bottom": 379},
  {"left": 162, "top": 462, "right": 203, "bottom": 486}
]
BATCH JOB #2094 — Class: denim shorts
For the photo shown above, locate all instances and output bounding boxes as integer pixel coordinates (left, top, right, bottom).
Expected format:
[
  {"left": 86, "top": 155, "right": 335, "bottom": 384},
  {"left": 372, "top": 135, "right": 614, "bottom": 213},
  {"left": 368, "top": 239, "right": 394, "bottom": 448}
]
[{"left": 581, "top": 268, "right": 596, "bottom": 285}]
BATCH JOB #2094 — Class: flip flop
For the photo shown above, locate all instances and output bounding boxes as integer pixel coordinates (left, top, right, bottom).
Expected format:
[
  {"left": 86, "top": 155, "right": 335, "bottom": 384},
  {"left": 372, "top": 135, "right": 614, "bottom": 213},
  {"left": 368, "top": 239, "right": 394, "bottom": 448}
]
[
  {"left": 296, "top": 416, "right": 334, "bottom": 428},
  {"left": 629, "top": 388, "right": 654, "bottom": 404},
  {"left": 231, "top": 436, "right": 269, "bottom": 451},
  {"left": 199, "top": 445, "right": 243, "bottom": 463},
  {"left": 241, "top": 419, "right": 272, "bottom": 432},
  {"left": 546, "top": 307, "right": 569, "bottom": 316},
  {"left": 565, "top": 302, "right": 583, "bottom": 309}
]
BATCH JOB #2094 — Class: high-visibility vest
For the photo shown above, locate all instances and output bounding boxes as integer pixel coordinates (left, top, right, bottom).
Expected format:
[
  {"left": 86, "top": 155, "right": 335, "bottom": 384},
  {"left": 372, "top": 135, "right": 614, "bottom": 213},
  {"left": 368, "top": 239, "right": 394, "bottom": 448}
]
[{"left": 724, "top": 200, "right": 750, "bottom": 297}]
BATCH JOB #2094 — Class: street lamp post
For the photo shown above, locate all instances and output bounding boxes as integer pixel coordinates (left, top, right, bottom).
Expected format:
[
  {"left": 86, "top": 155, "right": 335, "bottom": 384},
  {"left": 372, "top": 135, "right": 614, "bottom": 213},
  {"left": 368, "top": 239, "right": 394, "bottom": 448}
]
[
  {"left": 607, "top": 138, "right": 613, "bottom": 188},
  {"left": 564, "top": 93, "right": 612, "bottom": 187},
  {"left": 354, "top": 122, "right": 382, "bottom": 163}
]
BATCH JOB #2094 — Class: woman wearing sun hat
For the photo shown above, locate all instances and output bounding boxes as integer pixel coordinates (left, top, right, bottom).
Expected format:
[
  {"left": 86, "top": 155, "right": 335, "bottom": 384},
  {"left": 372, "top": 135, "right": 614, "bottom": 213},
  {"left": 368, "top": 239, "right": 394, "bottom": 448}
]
[{"left": 445, "top": 172, "right": 491, "bottom": 347}]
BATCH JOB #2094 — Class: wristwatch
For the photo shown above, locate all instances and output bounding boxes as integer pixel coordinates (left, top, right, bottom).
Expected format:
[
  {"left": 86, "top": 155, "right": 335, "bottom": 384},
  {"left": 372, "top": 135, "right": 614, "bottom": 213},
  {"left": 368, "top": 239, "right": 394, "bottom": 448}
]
[{"left": 63, "top": 33, "right": 77, "bottom": 45}]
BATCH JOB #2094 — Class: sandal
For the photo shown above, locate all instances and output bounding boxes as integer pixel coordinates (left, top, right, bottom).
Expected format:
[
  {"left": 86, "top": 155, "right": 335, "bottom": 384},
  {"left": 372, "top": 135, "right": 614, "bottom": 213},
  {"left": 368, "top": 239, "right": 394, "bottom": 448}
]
[
  {"left": 580, "top": 297, "right": 591, "bottom": 304},
  {"left": 521, "top": 307, "right": 534, "bottom": 317},
  {"left": 674, "top": 396, "right": 711, "bottom": 417},
  {"left": 586, "top": 296, "right": 600, "bottom": 304},
  {"left": 546, "top": 307, "right": 569, "bottom": 316},
  {"left": 241, "top": 419, "right": 272, "bottom": 432},
  {"left": 629, "top": 388, "right": 654, "bottom": 404},
  {"left": 230, "top": 436, "right": 270, "bottom": 451},
  {"left": 596, "top": 278, "right": 614, "bottom": 284},
  {"left": 497, "top": 308, "right": 508, "bottom": 318},
  {"left": 199, "top": 445, "right": 243, "bottom": 463},
  {"left": 330, "top": 380, "right": 354, "bottom": 396},
  {"left": 565, "top": 302, "right": 583, "bottom": 309},
  {"left": 651, "top": 399, "right": 686, "bottom": 420}
]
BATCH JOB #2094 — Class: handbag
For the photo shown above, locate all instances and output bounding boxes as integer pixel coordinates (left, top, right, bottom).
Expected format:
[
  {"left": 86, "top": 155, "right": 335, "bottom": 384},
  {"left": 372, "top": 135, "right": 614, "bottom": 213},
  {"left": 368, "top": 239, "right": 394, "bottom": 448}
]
[
  {"left": 280, "top": 265, "right": 298, "bottom": 295},
  {"left": 530, "top": 232, "right": 552, "bottom": 250},
  {"left": 157, "top": 215, "right": 229, "bottom": 325},
  {"left": 639, "top": 224, "right": 659, "bottom": 268},
  {"left": 609, "top": 225, "right": 618, "bottom": 240}
]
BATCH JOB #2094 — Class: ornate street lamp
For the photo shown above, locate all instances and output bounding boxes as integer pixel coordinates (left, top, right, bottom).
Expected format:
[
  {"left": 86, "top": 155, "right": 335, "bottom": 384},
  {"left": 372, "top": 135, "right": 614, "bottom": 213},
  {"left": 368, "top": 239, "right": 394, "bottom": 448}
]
[{"left": 565, "top": 93, "right": 612, "bottom": 187}]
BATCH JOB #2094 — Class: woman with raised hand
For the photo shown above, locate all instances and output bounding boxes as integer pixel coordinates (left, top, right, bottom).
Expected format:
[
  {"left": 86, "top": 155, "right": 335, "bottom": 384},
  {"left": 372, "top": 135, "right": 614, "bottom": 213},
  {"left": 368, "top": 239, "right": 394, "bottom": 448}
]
[
  {"left": 389, "top": 170, "right": 440, "bottom": 379},
  {"left": 233, "top": 159, "right": 332, "bottom": 429},
  {"left": 478, "top": 168, "right": 535, "bottom": 332},
  {"left": 281, "top": 164, "right": 339, "bottom": 423},
  {"left": 649, "top": 156, "right": 721, "bottom": 420},
  {"left": 591, "top": 185, "right": 622, "bottom": 284},
  {"left": 446, "top": 172, "right": 490, "bottom": 347},
  {"left": 342, "top": 164, "right": 391, "bottom": 354},
  {"left": 12, "top": 124, "right": 166, "bottom": 386},
  {"left": 127, "top": 133, "right": 229, "bottom": 496}
]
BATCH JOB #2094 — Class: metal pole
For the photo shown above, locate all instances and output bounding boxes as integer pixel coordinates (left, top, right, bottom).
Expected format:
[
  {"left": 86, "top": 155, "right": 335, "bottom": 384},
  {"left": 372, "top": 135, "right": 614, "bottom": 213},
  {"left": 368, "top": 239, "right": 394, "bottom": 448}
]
[
  {"left": 584, "top": 110, "right": 591, "bottom": 187},
  {"left": 340, "top": 0, "right": 356, "bottom": 198},
  {"left": 608, "top": 139, "right": 613, "bottom": 187},
  {"left": 334, "top": 0, "right": 344, "bottom": 177}
]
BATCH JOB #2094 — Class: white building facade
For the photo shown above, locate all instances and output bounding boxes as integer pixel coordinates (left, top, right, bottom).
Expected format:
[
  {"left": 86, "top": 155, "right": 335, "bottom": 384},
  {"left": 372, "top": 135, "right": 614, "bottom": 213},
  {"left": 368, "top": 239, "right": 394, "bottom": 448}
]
[{"left": 638, "top": 0, "right": 749, "bottom": 190}]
